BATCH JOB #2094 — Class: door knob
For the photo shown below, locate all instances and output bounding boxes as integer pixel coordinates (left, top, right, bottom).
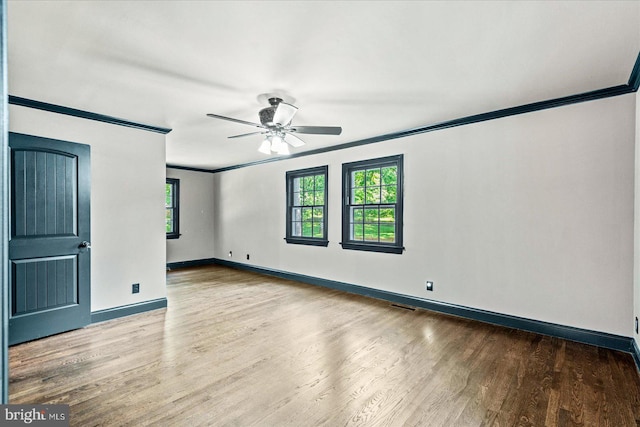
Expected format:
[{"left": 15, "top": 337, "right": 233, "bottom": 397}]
[{"left": 79, "top": 241, "right": 91, "bottom": 250}]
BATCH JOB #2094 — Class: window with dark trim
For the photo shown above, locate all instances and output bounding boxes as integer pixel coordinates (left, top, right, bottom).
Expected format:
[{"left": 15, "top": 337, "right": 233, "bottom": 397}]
[
  {"left": 342, "top": 155, "right": 403, "bottom": 254},
  {"left": 286, "top": 166, "right": 328, "bottom": 246},
  {"left": 166, "top": 178, "right": 180, "bottom": 239}
]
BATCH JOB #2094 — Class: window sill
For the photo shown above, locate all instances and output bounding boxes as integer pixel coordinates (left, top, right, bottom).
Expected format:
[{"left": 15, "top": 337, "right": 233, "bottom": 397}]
[
  {"left": 166, "top": 234, "right": 181, "bottom": 240},
  {"left": 285, "top": 238, "right": 329, "bottom": 247},
  {"left": 340, "top": 242, "right": 403, "bottom": 254}
]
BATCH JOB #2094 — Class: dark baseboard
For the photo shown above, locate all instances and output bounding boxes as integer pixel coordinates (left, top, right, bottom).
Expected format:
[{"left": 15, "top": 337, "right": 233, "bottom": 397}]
[
  {"left": 166, "top": 258, "right": 217, "bottom": 270},
  {"left": 632, "top": 339, "right": 640, "bottom": 374},
  {"left": 210, "top": 258, "right": 634, "bottom": 354},
  {"left": 91, "top": 298, "right": 168, "bottom": 324}
]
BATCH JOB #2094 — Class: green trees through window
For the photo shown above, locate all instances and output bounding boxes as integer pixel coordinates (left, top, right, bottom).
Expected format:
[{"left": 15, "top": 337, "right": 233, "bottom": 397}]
[
  {"left": 286, "top": 166, "right": 328, "bottom": 246},
  {"left": 350, "top": 165, "right": 398, "bottom": 243},
  {"left": 342, "top": 155, "right": 403, "bottom": 254}
]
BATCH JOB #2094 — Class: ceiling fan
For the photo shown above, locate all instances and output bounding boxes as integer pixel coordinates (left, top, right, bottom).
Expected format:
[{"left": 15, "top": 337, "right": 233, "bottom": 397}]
[{"left": 207, "top": 97, "right": 342, "bottom": 155}]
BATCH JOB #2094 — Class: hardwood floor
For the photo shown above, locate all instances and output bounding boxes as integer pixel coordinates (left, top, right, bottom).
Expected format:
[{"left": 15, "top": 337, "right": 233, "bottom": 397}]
[{"left": 9, "top": 265, "right": 640, "bottom": 426}]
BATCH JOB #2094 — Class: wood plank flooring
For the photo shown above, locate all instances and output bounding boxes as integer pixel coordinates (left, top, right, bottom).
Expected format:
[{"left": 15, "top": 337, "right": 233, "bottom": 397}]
[{"left": 9, "top": 265, "right": 640, "bottom": 426}]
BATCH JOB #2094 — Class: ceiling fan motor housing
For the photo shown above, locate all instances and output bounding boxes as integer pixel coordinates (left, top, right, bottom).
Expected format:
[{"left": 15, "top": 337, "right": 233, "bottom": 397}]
[
  {"left": 258, "top": 97, "right": 283, "bottom": 125},
  {"left": 259, "top": 106, "right": 276, "bottom": 126}
]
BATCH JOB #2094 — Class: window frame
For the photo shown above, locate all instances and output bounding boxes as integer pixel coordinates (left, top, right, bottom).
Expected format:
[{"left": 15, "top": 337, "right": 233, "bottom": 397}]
[
  {"left": 341, "top": 154, "right": 404, "bottom": 254},
  {"left": 285, "top": 165, "right": 329, "bottom": 247},
  {"left": 166, "top": 178, "right": 180, "bottom": 239}
]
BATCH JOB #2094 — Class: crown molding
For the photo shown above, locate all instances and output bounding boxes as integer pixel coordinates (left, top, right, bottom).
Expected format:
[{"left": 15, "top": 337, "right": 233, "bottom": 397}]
[
  {"left": 629, "top": 51, "right": 640, "bottom": 91},
  {"left": 209, "top": 83, "right": 634, "bottom": 174},
  {"left": 166, "top": 164, "right": 217, "bottom": 174},
  {"left": 9, "top": 95, "right": 172, "bottom": 135}
]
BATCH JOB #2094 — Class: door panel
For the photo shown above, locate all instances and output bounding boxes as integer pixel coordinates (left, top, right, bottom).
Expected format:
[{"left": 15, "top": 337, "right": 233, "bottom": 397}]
[
  {"left": 12, "top": 256, "right": 77, "bottom": 316},
  {"left": 12, "top": 149, "right": 77, "bottom": 238},
  {"left": 8, "top": 133, "right": 90, "bottom": 345}
]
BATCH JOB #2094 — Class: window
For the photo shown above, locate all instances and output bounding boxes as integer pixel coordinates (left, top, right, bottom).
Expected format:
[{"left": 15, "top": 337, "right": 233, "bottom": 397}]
[
  {"left": 342, "top": 155, "right": 403, "bottom": 254},
  {"left": 166, "top": 178, "right": 180, "bottom": 239},
  {"left": 286, "top": 166, "right": 328, "bottom": 246}
]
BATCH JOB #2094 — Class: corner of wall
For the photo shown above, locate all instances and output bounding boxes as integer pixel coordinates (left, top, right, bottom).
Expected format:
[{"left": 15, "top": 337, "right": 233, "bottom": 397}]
[{"left": 165, "top": 167, "right": 216, "bottom": 264}]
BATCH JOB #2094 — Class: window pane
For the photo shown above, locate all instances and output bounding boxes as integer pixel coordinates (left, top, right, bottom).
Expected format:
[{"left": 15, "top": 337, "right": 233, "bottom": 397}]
[
  {"left": 364, "top": 207, "right": 379, "bottom": 223},
  {"left": 166, "top": 209, "right": 174, "bottom": 233},
  {"left": 364, "top": 224, "right": 379, "bottom": 242},
  {"left": 381, "top": 185, "right": 397, "bottom": 203},
  {"left": 366, "top": 168, "right": 381, "bottom": 186},
  {"left": 352, "top": 170, "right": 365, "bottom": 187},
  {"left": 351, "top": 207, "right": 363, "bottom": 222},
  {"left": 352, "top": 187, "right": 365, "bottom": 204},
  {"left": 292, "top": 221, "right": 302, "bottom": 237},
  {"left": 313, "top": 222, "right": 323, "bottom": 238},
  {"left": 365, "top": 187, "right": 381, "bottom": 204},
  {"left": 303, "top": 176, "right": 315, "bottom": 191},
  {"left": 293, "top": 177, "right": 301, "bottom": 193},
  {"left": 310, "top": 191, "right": 320, "bottom": 205},
  {"left": 165, "top": 184, "right": 172, "bottom": 207},
  {"left": 379, "top": 223, "right": 396, "bottom": 243},
  {"left": 314, "top": 191, "right": 324, "bottom": 206},
  {"left": 352, "top": 223, "right": 364, "bottom": 241},
  {"left": 302, "top": 207, "right": 313, "bottom": 221},
  {"left": 379, "top": 207, "right": 395, "bottom": 222},
  {"left": 292, "top": 191, "right": 301, "bottom": 206},
  {"left": 292, "top": 207, "right": 301, "bottom": 221},
  {"left": 302, "top": 221, "right": 313, "bottom": 237},
  {"left": 315, "top": 174, "right": 325, "bottom": 190},
  {"left": 313, "top": 207, "right": 324, "bottom": 220},
  {"left": 381, "top": 166, "right": 397, "bottom": 185}
]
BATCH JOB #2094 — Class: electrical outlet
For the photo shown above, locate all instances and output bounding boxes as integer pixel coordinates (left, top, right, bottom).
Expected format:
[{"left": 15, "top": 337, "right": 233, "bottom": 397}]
[
  {"left": 228, "top": 251, "right": 232, "bottom": 257},
  {"left": 426, "top": 281, "right": 434, "bottom": 291},
  {"left": 246, "top": 254, "right": 250, "bottom": 260},
  {"left": 132, "top": 283, "right": 140, "bottom": 294}
]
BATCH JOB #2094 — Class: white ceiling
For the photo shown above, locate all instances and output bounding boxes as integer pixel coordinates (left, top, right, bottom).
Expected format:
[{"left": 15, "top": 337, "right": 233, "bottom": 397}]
[{"left": 7, "top": 1, "right": 640, "bottom": 170}]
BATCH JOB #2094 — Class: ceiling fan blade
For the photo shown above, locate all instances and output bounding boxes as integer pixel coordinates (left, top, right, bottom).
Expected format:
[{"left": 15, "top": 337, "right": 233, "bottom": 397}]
[
  {"left": 284, "top": 133, "right": 305, "bottom": 147},
  {"left": 273, "top": 102, "right": 298, "bottom": 126},
  {"left": 228, "top": 131, "right": 266, "bottom": 139},
  {"left": 206, "top": 113, "right": 265, "bottom": 128},
  {"left": 290, "top": 126, "right": 342, "bottom": 135}
]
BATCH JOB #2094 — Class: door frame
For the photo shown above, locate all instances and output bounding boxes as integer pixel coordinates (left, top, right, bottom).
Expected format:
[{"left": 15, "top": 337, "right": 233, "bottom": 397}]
[{"left": 1, "top": 0, "right": 8, "bottom": 405}]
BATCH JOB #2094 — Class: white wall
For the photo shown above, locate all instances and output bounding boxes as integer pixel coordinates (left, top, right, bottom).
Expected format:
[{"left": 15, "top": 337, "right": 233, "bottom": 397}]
[
  {"left": 9, "top": 105, "right": 167, "bottom": 312},
  {"left": 166, "top": 167, "right": 215, "bottom": 264},
  {"left": 213, "top": 94, "right": 636, "bottom": 337}
]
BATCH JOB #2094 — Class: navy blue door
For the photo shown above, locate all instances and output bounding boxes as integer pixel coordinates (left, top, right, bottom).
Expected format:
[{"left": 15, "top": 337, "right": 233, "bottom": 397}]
[{"left": 8, "top": 133, "right": 91, "bottom": 345}]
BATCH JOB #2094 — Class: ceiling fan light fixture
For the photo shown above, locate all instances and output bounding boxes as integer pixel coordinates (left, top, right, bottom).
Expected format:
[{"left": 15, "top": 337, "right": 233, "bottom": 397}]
[
  {"left": 272, "top": 102, "right": 298, "bottom": 126},
  {"left": 270, "top": 135, "right": 289, "bottom": 155},
  {"left": 258, "top": 138, "right": 271, "bottom": 155},
  {"left": 208, "top": 96, "right": 341, "bottom": 157}
]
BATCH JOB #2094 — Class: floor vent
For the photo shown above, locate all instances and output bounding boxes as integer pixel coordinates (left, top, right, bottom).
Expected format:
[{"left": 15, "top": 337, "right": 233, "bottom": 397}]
[{"left": 391, "top": 303, "right": 416, "bottom": 311}]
